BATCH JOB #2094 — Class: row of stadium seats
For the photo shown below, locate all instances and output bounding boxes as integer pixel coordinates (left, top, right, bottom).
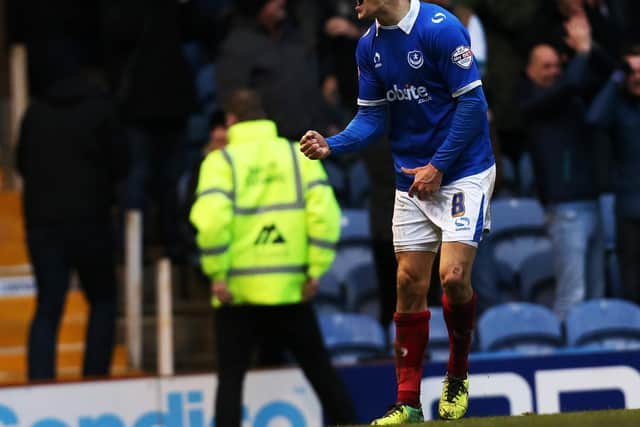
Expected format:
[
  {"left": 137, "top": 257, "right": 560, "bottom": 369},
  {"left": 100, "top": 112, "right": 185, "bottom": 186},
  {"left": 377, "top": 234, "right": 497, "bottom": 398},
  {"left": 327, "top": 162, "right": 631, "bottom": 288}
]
[
  {"left": 315, "top": 208, "right": 380, "bottom": 316},
  {"left": 479, "top": 299, "right": 640, "bottom": 353},
  {"left": 316, "top": 299, "right": 640, "bottom": 364},
  {"left": 474, "top": 195, "right": 622, "bottom": 309}
]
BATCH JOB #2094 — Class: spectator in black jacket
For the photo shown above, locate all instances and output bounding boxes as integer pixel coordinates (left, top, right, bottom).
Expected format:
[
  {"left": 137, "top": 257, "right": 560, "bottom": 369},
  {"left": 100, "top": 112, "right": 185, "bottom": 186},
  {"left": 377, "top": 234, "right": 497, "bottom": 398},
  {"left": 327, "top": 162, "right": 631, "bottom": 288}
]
[
  {"left": 216, "top": 0, "right": 333, "bottom": 141},
  {"left": 516, "top": 16, "right": 605, "bottom": 320},
  {"left": 16, "top": 68, "right": 125, "bottom": 381},
  {"left": 587, "top": 47, "right": 640, "bottom": 304},
  {"left": 101, "top": 0, "right": 197, "bottom": 260}
]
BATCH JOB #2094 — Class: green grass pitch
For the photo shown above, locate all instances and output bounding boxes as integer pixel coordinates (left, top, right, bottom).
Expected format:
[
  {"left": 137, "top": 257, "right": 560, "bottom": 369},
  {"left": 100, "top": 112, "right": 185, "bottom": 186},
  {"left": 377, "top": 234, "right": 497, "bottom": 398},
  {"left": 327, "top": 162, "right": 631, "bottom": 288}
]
[{"left": 339, "top": 409, "right": 640, "bottom": 427}]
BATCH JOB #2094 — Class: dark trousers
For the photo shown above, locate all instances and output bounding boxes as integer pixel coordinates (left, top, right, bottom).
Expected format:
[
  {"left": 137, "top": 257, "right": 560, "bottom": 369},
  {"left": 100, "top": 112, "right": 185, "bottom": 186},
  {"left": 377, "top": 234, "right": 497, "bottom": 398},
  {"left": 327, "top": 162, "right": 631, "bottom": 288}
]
[
  {"left": 26, "top": 222, "right": 117, "bottom": 380},
  {"left": 371, "top": 239, "right": 397, "bottom": 328},
  {"left": 617, "top": 217, "right": 640, "bottom": 304},
  {"left": 214, "top": 302, "right": 356, "bottom": 427}
]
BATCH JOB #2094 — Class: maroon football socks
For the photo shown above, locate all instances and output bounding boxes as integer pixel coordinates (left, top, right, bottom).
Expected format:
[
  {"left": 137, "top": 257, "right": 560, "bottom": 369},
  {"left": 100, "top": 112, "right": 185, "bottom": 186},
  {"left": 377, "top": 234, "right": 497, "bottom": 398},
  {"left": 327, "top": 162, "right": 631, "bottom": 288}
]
[
  {"left": 442, "top": 291, "right": 477, "bottom": 378},
  {"left": 393, "top": 310, "right": 430, "bottom": 407}
]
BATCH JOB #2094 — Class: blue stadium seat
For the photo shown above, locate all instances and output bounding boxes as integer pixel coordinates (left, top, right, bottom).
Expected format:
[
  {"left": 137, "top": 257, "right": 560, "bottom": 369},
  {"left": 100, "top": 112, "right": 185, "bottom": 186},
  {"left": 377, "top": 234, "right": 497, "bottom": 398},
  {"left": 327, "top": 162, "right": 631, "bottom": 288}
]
[
  {"left": 343, "top": 262, "right": 379, "bottom": 314},
  {"left": 488, "top": 197, "right": 549, "bottom": 274},
  {"left": 317, "top": 312, "right": 387, "bottom": 363},
  {"left": 195, "top": 63, "right": 217, "bottom": 105},
  {"left": 322, "top": 159, "right": 348, "bottom": 204},
  {"left": 329, "top": 245, "right": 375, "bottom": 284},
  {"left": 354, "top": 298, "right": 381, "bottom": 321},
  {"left": 472, "top": 244, "right": 518, "bottom": 313},
  {"left": 329, "top": 209, "right": 374, "bottom": 287},
  {"left": 493, "top": 235, "right": 551, "bottom": 288},
  {"left": 339, "top": 208, "right": 371, "bottom": 246},
  {"left": 314, "top": 270, "right": 346, "bottom": 313},
  {"left": 387, "top": 307, "right": 449, "bottom": 361},
  {"left": 478, "top": 197, "right": 550, "bottom": 306},
  {"left": 478, "top": 302, "right": 563, "bottom": 354},
  {"left": 519, "top": 250, "right": 556, "bottom": 308},
  {"left": 347, "top": 159, "right": 371, "bottom": 208},
  {"left": 565, "top": 299, "right": 640, "bottom": 350},
  {"left": 489, "top": 197, "right": 545, "bottom": 235}
]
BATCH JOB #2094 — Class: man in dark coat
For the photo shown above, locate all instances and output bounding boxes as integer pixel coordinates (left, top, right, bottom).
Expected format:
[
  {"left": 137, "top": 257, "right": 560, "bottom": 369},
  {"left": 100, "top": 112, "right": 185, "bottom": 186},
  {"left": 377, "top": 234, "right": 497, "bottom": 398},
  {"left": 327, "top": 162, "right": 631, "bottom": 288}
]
[
  {"left": 101, "top": 0, "right": 197, "bottom": 259},
  {"left": 216, "top": 0, "right": 331, "bottom": 141},
  {"left": 16, "top": 68, "right": 125, "bottom": 380}
]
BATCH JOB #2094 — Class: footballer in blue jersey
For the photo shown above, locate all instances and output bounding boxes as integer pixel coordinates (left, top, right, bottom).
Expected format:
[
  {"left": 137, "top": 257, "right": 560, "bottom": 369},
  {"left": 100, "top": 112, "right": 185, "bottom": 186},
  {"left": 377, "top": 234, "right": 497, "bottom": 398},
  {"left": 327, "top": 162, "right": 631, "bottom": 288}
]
[
  {"left": 301, "top": 1, "right": 496, "bottom": 423},
  {"left": 353, "top": 3, "right": 494, "bottom": 192}
]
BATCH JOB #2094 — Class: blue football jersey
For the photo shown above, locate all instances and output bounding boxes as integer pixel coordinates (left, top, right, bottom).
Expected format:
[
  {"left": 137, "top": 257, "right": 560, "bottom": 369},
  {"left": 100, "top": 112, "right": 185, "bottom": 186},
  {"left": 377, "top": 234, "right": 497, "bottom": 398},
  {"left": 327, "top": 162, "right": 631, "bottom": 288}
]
[{"left": 356, "top": 0, "right": 494, "bottom": 191}]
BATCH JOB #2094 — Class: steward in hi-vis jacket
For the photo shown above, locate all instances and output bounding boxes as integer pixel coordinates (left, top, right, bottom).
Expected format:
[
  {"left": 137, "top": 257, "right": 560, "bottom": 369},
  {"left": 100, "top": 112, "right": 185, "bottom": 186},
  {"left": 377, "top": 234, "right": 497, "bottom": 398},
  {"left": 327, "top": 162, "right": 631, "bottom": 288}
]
[
  {"left": 189, "top": 89, "right": 355, "bottom": 427},
  {"left": 190, "top": 116, "right": 341, "bottom": 306}
]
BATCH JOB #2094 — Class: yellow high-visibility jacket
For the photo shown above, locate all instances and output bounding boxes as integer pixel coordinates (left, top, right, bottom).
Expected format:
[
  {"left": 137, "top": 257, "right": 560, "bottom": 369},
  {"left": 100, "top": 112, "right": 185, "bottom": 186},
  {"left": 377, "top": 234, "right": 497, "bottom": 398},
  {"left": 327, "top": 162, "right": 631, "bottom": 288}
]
[{"left": 190, "top": 120, "right": 341, "bottom": 306}]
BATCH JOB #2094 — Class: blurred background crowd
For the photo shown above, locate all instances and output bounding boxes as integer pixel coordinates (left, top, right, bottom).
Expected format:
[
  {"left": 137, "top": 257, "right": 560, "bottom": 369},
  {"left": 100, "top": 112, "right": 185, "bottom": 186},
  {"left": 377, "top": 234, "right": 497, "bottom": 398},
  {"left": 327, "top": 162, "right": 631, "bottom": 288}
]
[{"left": 2, "top": 0, "right": 640, "bottom": 377}]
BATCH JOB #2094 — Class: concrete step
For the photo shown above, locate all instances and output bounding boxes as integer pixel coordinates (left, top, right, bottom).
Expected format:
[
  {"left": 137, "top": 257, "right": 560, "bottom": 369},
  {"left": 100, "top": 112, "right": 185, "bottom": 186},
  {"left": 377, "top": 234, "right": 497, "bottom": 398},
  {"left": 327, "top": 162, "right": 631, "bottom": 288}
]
[
  {"left": 0, "top": 344, "right": 129, "bottom": 384},
  {"left": 0, "top": 319, "right": 86, "bottom": 347},
  {"left": 0, "top": 191, "right": 29, "bottom": 267}
]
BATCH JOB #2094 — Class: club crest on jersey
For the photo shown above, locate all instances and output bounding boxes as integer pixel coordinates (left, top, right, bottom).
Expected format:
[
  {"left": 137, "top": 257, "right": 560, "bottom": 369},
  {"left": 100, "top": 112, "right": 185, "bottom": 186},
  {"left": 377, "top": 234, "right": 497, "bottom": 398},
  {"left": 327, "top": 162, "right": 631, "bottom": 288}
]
[
  {"left": 407, "top": 50, "right": 424, "bottom": 69},
  {"left": 374, "top": 52, "right": 383, "bottom": 68},
  {"left": 451, "top": 46, "right": 473, "bottom": 69}
]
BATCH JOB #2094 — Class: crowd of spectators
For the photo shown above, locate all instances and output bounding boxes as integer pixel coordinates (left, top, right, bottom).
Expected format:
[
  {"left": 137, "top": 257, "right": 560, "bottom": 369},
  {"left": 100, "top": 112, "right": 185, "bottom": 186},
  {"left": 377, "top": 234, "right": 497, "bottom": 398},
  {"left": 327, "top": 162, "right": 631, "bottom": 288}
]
[{"left": 6, "top": 0, "right": 640, "bottom": 376}]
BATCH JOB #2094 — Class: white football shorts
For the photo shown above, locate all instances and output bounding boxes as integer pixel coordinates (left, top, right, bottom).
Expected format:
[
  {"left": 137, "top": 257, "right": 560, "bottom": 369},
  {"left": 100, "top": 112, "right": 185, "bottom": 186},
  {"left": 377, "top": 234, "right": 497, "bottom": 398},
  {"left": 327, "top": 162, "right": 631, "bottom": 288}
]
[{"left": 392, "top": 165, "right": 496, "bottom": 253}]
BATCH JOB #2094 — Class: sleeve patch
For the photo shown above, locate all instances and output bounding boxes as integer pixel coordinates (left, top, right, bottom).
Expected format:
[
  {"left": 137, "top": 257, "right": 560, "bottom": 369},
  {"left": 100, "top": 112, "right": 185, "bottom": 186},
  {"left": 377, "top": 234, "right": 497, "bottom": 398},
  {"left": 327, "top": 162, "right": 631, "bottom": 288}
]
[{"left": 451, "top": 46, "right": 474, "bottom": 69}]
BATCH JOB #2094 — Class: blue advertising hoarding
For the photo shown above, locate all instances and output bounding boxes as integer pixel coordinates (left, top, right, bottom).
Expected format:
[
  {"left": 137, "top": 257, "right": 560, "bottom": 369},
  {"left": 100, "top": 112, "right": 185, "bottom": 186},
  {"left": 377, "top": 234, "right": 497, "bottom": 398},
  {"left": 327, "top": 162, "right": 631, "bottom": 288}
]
[
  {"left": 0, "top": 349, "right": 638, "bottom": 426},
  {"left": 339, "top": 349, "right": 640, "bottom": 423}
]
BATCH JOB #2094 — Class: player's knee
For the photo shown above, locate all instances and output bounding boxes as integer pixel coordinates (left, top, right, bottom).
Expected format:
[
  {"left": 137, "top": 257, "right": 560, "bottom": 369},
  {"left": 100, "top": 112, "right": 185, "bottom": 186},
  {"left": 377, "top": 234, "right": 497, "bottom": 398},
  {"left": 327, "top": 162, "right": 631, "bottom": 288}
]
[
  {"left": 440, "top": 264, "right": 469, "bottom": 300},
  {"left": 396, "top": 268, "right": 426, "bottom": 300}
]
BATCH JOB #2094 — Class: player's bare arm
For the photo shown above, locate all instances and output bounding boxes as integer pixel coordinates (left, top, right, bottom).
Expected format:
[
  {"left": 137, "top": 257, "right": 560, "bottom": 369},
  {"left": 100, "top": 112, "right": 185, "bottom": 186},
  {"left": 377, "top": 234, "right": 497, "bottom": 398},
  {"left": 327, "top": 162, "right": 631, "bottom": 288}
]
[
  {"left": 401, "top": 163, "right": 443, "bottom": 199},
  {"left": 300, "top": 130, "right": 331, "bottom": 160}
]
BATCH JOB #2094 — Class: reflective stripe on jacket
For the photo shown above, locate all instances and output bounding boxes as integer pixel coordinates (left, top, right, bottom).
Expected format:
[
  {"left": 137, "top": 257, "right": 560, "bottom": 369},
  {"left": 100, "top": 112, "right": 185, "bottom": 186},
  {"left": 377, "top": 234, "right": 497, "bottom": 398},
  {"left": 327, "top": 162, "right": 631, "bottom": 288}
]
[{"left": 190, "top": 120, "right": 341, "bottom": 306}]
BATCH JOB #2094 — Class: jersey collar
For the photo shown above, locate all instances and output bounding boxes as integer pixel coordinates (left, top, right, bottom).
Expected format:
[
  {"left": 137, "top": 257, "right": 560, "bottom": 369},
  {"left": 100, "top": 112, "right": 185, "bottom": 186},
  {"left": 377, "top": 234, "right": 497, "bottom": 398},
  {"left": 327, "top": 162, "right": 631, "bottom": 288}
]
[{"left": 376, "top": 0, "right": 420, "bottom": 36}]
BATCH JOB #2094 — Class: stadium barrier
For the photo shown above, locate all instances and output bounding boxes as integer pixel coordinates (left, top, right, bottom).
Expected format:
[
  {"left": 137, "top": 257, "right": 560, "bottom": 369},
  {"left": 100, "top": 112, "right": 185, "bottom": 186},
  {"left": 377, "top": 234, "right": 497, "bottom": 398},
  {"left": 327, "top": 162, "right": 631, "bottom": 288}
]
[
  {"left": 125, "top": 210, "right": 143, "bottom": 371},
  {"left": 156, "top": 257, "right": 174, "bottom": 376},
  {"left": 6, "top": 44, "right": 27, "bottom": 191}
]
